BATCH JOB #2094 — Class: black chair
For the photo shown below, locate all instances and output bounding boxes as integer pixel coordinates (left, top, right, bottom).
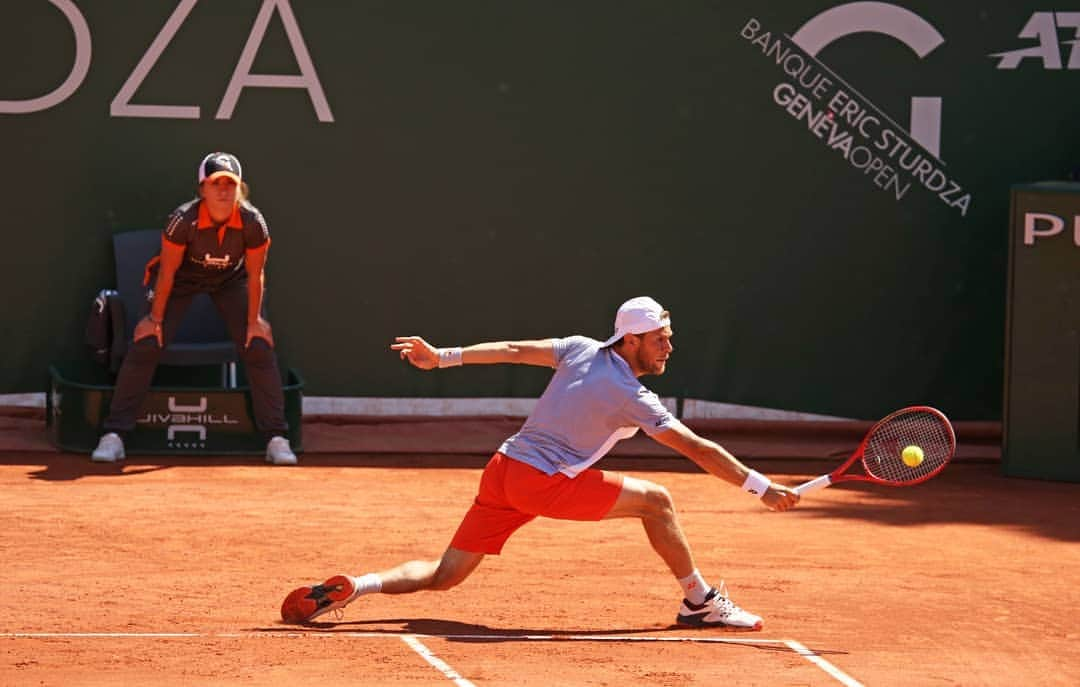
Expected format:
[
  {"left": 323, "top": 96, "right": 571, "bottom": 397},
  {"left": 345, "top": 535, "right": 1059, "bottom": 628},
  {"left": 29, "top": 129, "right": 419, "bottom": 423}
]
[{"left": 110, "top": 229, "right": 238, "bottom": 387}]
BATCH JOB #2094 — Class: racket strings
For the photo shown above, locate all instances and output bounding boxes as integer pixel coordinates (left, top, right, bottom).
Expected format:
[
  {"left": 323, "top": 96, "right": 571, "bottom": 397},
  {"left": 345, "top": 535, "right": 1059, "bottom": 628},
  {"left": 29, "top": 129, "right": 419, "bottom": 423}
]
[{"left": 862, "top": 410, "right": 954, "bottom": 484}]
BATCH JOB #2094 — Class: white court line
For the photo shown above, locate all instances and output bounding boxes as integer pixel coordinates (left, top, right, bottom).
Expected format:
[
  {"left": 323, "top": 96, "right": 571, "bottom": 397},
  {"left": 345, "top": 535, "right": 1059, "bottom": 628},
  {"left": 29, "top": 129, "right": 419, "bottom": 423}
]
[
  {"left": 785, "top": 639, "right": 864, "bottom": 687},
  {"left": 1, "top": 631, "right": 860, "bottom": 685},
  {"left": 436, "top": 633, "right": 787, "bottom": 645},
  {"left": 401, "top": 634, "right": 476, "bottom": 687},
  {"left": 1, "top": 631, "right": 787, "bottom": 644}
]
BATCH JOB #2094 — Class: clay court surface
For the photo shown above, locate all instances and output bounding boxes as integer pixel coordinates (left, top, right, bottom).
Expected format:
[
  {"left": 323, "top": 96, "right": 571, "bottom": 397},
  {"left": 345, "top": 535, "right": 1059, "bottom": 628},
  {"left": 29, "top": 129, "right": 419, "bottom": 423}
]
[{"left": 2, "top": 418, "right": 1079, "bottom": 686}]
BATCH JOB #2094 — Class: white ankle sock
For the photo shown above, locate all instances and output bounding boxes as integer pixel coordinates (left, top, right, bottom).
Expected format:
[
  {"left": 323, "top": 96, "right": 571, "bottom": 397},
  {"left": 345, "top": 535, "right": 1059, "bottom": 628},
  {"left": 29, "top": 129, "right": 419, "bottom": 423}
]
[
  {"left": 353, "top": 573, "right": 382, "bottom": 595},
  {"left": 678, "top": 569, "right": 710, "bottom": 605}
]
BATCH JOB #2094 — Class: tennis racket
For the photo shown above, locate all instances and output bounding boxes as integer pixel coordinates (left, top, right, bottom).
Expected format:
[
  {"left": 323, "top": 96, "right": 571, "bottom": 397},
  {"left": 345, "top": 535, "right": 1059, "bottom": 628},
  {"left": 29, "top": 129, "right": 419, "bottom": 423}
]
[{"left": 794, "top": 406, "right": 955, "bottom": 495}]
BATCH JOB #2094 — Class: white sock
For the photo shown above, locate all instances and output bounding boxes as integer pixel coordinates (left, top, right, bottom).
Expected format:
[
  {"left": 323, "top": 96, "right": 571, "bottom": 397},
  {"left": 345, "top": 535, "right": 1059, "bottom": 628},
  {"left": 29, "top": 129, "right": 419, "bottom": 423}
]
[
  {"left": 353, "top": 573, "right": 382, "bottom": 595},
  {"left": 677, "top": 569, "right": 710, "bottom": 605}
]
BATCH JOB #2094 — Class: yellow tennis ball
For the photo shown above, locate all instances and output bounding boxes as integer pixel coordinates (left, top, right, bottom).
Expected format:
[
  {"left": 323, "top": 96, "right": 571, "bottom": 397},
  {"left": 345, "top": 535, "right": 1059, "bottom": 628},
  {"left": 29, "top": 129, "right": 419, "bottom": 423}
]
[{"left": 902, "top": 445, "right": 924, "bottom": 467}]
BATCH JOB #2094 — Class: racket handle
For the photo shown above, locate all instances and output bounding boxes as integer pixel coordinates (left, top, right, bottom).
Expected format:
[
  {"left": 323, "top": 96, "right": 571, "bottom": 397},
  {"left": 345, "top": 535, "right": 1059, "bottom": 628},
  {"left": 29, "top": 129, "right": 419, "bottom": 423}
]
[{"left": 794, "top": 474, "right": 833, "bottom": 495}]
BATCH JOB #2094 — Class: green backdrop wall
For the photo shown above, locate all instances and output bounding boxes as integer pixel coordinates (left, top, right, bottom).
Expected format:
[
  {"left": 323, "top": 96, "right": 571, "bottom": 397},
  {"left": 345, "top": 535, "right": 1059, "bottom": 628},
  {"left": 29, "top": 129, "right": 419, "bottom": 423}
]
[{"left": 3, "top": 1, "right": 1078, "bottom": 420}]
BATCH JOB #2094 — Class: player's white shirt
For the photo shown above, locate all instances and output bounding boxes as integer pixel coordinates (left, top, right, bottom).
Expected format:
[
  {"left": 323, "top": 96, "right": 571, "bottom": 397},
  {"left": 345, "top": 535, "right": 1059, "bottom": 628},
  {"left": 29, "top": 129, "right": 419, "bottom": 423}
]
[{"left": 498, "top": 336, "right": 676, "bottom": 478}]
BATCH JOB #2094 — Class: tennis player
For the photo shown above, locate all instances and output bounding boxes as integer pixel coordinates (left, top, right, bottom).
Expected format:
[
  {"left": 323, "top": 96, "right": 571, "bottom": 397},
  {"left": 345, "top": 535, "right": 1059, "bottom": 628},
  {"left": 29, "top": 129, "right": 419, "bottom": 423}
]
[{"left": 281, "top": 296, "right": 799, "bottom": 629}]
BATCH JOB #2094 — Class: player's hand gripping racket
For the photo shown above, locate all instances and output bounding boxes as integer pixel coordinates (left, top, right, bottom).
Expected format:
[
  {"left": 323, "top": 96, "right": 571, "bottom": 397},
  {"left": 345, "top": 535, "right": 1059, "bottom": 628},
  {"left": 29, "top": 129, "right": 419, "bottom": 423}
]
[{"left": 794, "top": 406, "right": 956, "bottom": 495}]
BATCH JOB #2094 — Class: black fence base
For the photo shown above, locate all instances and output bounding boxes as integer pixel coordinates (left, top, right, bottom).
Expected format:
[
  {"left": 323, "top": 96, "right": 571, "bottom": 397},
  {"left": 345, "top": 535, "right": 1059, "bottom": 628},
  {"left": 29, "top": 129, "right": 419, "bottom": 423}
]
[{"left": 47, "top": 365, "right": 304, "bottom": 455}]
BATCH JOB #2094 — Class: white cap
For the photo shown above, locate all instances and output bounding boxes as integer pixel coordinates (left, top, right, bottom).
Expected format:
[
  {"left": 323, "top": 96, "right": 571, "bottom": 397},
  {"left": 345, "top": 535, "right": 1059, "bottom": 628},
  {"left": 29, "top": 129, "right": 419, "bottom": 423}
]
[{"left": 601, "top": 296, "right": 670, "bottom": 347}]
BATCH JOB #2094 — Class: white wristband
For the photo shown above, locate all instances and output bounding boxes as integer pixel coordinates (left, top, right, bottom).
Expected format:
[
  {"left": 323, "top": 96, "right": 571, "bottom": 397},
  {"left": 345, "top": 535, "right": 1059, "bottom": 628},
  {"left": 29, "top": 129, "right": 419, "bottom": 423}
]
[
  {"left": 741, "top": 470, "right": 770, "bottom": 498},
  {"left": 437, "top": 347, "right": 463, "bottom": 368}
]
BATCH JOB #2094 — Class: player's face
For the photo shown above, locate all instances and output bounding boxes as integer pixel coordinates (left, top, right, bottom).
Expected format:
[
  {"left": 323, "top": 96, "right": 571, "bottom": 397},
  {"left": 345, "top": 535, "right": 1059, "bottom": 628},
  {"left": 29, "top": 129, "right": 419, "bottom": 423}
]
[
  {"left": 633, "top": 326, "right": 673, "bottom": 376},
  {"left": 200, "top": 177, "right": 240, "bottom": 221}
]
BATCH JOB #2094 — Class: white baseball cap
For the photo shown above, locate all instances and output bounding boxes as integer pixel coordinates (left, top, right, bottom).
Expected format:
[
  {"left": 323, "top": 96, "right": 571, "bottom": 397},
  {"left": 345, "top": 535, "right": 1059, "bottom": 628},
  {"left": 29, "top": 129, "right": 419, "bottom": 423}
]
[{"left": 601, "top": 296, "right": 671, "bottom": 347}]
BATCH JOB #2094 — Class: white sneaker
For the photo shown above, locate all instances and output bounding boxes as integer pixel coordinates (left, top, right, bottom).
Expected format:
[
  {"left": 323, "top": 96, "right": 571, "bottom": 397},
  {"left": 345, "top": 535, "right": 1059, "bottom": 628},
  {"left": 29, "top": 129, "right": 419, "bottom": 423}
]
[
  {"left": 675, "top": 582, "right": 763, "bottom": 630},
  {"left": 91, "top": 433, "right": 125, "bottom": 463},
  {"left": 265, "top": 436, "right": 297, "bottom": 465}
]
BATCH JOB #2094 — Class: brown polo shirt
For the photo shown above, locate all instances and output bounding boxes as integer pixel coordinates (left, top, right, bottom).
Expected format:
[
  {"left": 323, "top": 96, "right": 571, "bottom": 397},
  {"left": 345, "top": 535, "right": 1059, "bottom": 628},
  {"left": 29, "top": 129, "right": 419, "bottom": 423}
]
[{"left": 157, "top": 199, "right": 271, "bottom": 295}]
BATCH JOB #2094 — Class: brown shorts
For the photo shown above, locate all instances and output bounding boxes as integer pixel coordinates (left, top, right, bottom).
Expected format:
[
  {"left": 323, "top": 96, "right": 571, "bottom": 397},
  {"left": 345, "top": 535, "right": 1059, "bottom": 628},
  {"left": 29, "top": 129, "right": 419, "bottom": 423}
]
[{"left": 450, "top": 452, "right": 624, "bottom": 554}]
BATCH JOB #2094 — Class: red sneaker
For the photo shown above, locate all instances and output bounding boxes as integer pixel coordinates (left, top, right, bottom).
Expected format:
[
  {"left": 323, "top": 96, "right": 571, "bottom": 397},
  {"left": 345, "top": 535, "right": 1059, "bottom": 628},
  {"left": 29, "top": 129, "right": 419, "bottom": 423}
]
[{"left": 280, "top": 574, "right": 359, "bottom": 623}]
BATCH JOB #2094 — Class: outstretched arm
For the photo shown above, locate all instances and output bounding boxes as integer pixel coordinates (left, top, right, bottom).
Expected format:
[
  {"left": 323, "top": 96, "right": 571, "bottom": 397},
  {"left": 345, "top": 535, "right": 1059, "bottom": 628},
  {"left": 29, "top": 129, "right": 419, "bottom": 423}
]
[
  {"left": 391, "top": 336, "right": 557, "bottom": 370},
  {"left": 651, "top": 420, "right": 799, "bottom": 512}
]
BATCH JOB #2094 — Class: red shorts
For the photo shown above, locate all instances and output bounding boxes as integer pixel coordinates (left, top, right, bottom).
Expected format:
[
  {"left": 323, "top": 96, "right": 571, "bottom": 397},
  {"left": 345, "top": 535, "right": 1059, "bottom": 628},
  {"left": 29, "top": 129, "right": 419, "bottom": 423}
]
[{"left": 450, "top": 452, "right": 624, "bottom": 555}]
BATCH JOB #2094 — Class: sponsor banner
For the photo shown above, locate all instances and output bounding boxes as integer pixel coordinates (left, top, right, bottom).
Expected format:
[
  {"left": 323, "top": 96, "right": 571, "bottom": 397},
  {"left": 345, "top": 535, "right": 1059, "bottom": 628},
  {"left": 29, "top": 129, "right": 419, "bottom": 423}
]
[
  {"left": 7, "top": 2, "right": 1080, "bottom": 420},
  {"left": 135, "top": 395, "right": 246, "bottom": 450},
  {"left": 739, "top": 15, "right": 970, "bottom": 216}
]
